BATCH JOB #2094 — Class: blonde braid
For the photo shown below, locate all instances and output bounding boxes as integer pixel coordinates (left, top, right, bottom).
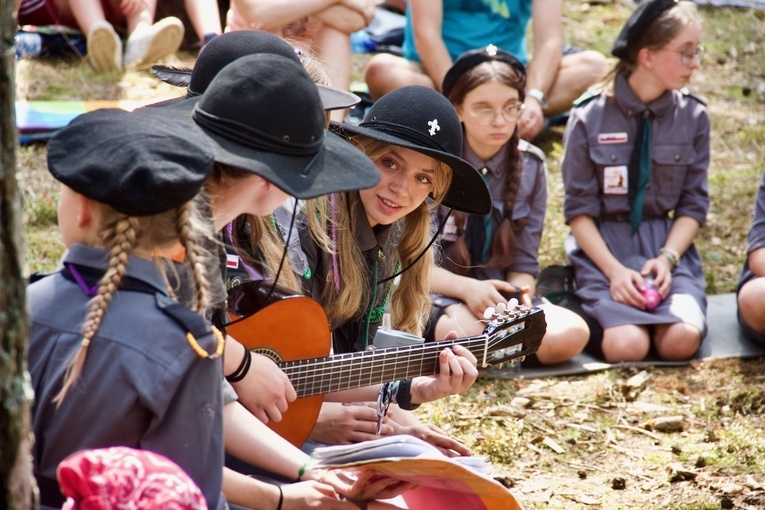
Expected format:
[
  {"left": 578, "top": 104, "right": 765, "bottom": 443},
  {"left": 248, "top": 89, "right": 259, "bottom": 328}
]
[
  {"left": 177, "top": 202, "right": 211, "bottom": 314},
  {"left": 54, "top": 215, "right": 139, "bottom": 405}
]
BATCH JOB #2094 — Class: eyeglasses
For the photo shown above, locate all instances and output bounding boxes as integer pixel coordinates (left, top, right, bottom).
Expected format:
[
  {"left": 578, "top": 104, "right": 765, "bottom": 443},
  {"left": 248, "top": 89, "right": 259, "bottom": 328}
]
[
  {"left": 467, "top": 102, "right": 525, "bottom": 126},
  {"left": 660, "top": 45, "right": 704, "bottom": 66}
]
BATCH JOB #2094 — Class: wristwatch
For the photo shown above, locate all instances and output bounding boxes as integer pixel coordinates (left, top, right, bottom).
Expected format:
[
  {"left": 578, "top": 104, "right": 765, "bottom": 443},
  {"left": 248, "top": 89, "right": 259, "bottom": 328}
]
[{"left": 526, "top": 88, "right": 549, "bottom": 110}]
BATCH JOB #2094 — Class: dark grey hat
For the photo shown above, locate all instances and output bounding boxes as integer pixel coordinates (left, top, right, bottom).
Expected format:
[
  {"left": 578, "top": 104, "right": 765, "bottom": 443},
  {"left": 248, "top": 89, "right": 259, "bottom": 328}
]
[
  {"left": 612, "top": 0, "right": 678, "bottom": 59},
  {"left": 152, "top": 30, "right": 359, "bottom": 111},
  {"left": 442, "top": 44, "right": 527, "bottom": 98},
  {"left": 47, "top": 108, "right": 214, "bottom": 216},
  {"left": 168, "top": 53, "right": 380, "bottom": 199},
  {"left": 330, "top": 86, "right": 491, "bottom": 215}
]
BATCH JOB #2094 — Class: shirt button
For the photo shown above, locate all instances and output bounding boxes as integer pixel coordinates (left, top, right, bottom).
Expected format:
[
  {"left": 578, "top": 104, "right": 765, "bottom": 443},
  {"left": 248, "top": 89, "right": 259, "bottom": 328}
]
[
  {"left": 610, "top": 155, "right": 617, "bottom": 162},
  {"left": 674, "top": 154, "right": 681, "bottom": 162}
]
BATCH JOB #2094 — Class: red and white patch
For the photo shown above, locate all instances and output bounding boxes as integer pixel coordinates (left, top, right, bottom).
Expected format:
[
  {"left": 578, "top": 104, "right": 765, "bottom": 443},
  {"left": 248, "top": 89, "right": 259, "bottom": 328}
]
[
  {"left": 226, "top": 253, "right": 240, "bottom": 269},
  {"left": 597, "top": 132, "right": 628, "bottom": 144}
]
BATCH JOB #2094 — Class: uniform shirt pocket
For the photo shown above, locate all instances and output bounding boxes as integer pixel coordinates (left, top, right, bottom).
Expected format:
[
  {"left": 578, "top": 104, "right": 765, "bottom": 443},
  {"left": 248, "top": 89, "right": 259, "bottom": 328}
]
[
  {"left": 590, "top": 144, "right": 632, "bottom": 212},
  {"left": 651, "top": 144, "right": 693, "bottom": 200}
]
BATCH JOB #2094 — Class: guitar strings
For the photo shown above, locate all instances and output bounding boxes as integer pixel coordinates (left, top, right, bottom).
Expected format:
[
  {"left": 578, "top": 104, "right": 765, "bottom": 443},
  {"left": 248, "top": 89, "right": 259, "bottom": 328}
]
[{"left": 280, "top": 312, "right": 536, "bottom": 397}]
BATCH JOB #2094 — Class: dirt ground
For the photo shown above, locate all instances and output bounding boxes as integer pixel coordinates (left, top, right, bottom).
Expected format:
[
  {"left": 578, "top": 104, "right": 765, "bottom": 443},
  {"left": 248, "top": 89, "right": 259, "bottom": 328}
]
[{"left": 418, "top": 358, "right": 765, "bottom": 509}]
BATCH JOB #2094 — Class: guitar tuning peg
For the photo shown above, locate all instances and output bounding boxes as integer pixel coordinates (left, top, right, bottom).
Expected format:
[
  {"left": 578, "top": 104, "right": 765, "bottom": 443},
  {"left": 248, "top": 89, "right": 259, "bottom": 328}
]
[
  {"left": 495, "top": 302, "right": 506, "bottom": 314},
  {"left": 483, "top": 307, "right": 496, "bottom": 320},
  {"left": 508, "top": 298, "right": 519, "bottom": 309}
]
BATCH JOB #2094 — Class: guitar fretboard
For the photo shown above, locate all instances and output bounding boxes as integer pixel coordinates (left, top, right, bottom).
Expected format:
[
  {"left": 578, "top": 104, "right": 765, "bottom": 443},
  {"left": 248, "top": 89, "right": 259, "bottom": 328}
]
[{"left": 280, "top": 336, "right": 489, "bottom": 398}]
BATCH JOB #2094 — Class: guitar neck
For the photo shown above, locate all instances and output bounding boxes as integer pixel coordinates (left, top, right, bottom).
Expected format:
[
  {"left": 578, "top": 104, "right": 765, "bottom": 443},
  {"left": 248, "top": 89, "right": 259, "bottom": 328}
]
[{"left": 280, "top": 336, "right": 488, "bottom": 399}]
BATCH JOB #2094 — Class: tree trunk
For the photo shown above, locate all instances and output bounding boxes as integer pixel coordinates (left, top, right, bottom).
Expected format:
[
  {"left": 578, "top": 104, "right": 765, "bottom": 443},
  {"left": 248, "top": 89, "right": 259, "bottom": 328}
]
[{"left": 1, "top": 5, "right": 35, "bottom": 510}]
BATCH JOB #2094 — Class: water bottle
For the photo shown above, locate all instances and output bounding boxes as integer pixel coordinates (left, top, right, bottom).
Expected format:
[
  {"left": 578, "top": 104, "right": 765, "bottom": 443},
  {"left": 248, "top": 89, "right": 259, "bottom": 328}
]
[
  {"left": 350, "top": 30, "right": 376, "bottom": 54},
  {"left": 15, "top": 32, "right": 42, "bottom": 60},
  {"left": 15, "top": 30, "right": 87, "bottom": 60}
]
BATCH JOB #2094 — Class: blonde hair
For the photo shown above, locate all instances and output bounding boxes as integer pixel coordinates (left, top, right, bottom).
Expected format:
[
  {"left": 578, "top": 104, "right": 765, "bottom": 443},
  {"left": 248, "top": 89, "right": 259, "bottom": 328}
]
[
  {"left": 305, "top": 136, "right": 452, "bottom": 335},
  {"left": 604, "top": 1, "right": 702, "bottom": 93},
  {"left": 55, "top": 198, "right": 215, "bottom": 404},
  {"left": 231, "top": 212, "right": 302, "bottom": 291}
]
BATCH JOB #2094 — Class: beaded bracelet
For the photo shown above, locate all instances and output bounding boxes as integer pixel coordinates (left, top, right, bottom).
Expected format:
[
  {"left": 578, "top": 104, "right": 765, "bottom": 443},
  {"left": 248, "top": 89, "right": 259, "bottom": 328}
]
[
  {"left": 225, "top": 347, "right": 251, "bottom": 383},
  {"left": 296, "top": 461, "right": 310, "bottom": 482},
  {"left": 658, "top": 247, "right": 679, "bottom": 270}
]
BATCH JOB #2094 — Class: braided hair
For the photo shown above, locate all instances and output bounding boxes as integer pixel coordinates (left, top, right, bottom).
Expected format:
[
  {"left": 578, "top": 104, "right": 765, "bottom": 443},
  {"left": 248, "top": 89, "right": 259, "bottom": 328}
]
[{"left": 443, "top": 59, "right": 527, "bottom": 276}]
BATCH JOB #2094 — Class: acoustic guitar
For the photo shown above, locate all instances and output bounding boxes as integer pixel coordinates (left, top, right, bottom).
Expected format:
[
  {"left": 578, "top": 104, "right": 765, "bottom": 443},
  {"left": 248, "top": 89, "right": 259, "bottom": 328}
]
[{"left": 226, "top": 280, "right": 547, "bottom": 446}]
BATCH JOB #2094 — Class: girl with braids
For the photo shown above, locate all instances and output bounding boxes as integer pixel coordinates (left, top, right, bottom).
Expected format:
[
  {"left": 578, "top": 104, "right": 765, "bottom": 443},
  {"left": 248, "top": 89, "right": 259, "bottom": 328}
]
[
  {"left": 427, "top": 45, "right": 590, "bottom": 366},
  {"left": 26, "top": 109, "right": 227, "bottom": 509},
  {"left": 294, "top": 85, "right": 490, "bottom": 449}
]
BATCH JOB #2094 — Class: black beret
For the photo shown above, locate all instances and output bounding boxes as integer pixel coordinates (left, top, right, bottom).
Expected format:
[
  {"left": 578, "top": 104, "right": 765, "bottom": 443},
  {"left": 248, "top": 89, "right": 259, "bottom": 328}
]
[
  {"left": 611, "top": 0, "right": 678, "bottom": 59},
  {"left": 47, "top": 108, "right": 215, "bottom": 216},
  {"left": 442, "top": 44, "right": 526, "bottom": 98}
]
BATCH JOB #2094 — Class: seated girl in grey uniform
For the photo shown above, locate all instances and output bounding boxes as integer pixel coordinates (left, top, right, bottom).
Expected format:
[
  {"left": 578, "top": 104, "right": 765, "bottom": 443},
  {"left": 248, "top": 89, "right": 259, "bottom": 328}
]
[
  {"left": 737, "top": 167, "right": 765, "bottom": 345},
  {"left": 427, "top": 45, "right": 590, "bottom": 367},
  {"left": 561, "top": 0, "right": 709, "bottom": 363},
  {"left": 295, "top": 85, "right": 490, "bottom": 451},
  {"left": 27, "top": 108, "right": 227, "bottom": 509}
]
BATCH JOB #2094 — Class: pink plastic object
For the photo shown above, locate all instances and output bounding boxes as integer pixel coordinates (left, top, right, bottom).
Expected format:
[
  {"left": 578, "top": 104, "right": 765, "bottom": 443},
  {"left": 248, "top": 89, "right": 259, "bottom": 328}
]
[{"left": 641, "top": 277, "right": 661, "bottom": 311}]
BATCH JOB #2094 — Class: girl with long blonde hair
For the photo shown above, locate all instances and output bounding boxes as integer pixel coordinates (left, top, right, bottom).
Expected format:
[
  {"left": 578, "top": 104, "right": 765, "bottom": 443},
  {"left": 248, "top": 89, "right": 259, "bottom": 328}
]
[{"left": 296, "top": 85, "right": 491, "bottom": 449}]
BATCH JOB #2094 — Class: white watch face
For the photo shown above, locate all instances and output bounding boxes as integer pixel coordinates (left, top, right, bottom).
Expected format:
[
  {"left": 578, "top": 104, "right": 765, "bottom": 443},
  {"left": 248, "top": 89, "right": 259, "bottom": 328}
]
[{"left": 528, "top": 89, "right": 547, "bottom": 109}]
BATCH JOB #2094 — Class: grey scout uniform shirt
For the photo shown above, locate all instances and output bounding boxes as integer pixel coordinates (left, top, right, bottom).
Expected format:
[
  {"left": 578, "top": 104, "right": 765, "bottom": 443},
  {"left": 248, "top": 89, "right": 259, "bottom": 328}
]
[
  {"left": 563, "top": 73, "right": 709, "bottom": 227},
  {"left": 457, "top": 139, "right": 548, "bottom": 280},
  {"left": 27, "top": 243, "right": 225, "bottom": 510},
  {"left": 299, "top": 199, "right": 395, "bottom": 354}
]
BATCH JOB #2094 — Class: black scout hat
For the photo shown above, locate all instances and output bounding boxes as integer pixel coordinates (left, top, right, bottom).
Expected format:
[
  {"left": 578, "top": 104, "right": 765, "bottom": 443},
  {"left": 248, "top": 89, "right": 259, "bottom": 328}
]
[
  {"left": 611, "top": 0, "right": 678, "bottom": 59},
  {"left": 330, "top": 85, "right": 491, "bottom": 215},
  {"left": 170, "top": 53, "right": 380, "bottom": 199},
  {"left": 152, "top": 30, "right": 359, "bottom": 111},
  {"left": 47, "top": 108, "right": 214, "bottom": 217},
  {"left": 442, "top": 44, "right": 527, "bottom": 98}
]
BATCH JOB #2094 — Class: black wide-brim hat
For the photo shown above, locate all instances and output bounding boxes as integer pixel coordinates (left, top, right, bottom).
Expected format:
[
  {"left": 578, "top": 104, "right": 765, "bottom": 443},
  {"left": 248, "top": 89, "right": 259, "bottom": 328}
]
[
  {"left": 47, "top": 108, "right": 214, "bottom": 216},
  {"left": 330, "top": 85, "right": 491, "bottom": 215},
  {"left": 442, "top": 44, "right": 527, "bottom": 98},
  {"left": 612, "top": 0, "right": 678, "bottom": 59},
  {"left": 152, "top": 30, "right": 360, "bottom": 111},
  {"left": 165, "top": 53, "right": 380, "bottom": 199}
]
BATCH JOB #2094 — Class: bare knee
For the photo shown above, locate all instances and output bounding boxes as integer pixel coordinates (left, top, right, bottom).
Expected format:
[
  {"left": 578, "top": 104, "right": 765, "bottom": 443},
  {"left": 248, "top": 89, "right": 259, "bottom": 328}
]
[
  {"left": 576, "top": 50, "right": 609, "bottom": 81},
  {"left": 434, "top": 304, "right": 484, "bottom": 340},
  {"left": 364, "top": 54, "right": 433, "bottom": 99},
  {"left": 535, "top": 304, "right": 589, "bottom": 364},
  {"left": 739, "top": 278, "right": 765, "bottom": 333},
  {"left": 601, "top": 325, "right": 650, "bottom": 363},
  {"left": 654, "top": 323, "right": 701, "bottom": 361}
]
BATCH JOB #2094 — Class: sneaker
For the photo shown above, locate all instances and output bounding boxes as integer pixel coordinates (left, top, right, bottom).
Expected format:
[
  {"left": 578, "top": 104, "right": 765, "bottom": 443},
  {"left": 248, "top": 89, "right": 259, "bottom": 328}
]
[
  {"left": 123, "top": 17, "right": 184, "bottom": 69},
  {"left": 86, "top": 20, "right": 122, "bottom": 73}
]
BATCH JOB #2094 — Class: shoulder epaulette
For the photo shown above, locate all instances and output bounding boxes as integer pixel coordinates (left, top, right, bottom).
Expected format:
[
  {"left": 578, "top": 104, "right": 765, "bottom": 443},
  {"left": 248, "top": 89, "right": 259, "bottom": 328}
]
[
  {"left": 518, "top": 139, "right": 546, "bottom": 163},
  {"left": 572, "top": 88, "right": 602, "bottom": 107},
  {"left": 680, "top": 87, "right": 707, "bottom": 106}
]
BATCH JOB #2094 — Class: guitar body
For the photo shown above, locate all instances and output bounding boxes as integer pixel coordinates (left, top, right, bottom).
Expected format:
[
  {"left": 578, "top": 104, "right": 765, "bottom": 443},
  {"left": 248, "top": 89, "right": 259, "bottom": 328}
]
[{"left": 227, "top": 295, "right": 331, "bottom": 446}]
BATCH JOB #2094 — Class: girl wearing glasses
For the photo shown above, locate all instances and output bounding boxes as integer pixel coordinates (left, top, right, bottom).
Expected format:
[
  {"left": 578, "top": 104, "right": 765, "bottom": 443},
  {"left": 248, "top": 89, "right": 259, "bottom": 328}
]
[
  {"left": 426, "top": 45, "right": 590, "bottom": 367},
  {"left": 561, "top": 0, "right": 709, "bottom": 363}
]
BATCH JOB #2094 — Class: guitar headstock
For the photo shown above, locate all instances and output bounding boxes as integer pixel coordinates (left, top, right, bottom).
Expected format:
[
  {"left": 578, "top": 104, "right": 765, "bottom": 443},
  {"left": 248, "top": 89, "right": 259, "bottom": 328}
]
[{"left": 480, "top": 301, "right": 547, "bottom": 367}]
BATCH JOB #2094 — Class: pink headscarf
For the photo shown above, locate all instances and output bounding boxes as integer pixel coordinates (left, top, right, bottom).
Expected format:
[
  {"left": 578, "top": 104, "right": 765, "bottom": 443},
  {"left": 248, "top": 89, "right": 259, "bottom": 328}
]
[{"left": 57, "top": 447, "right": 207, "bottom": 510}]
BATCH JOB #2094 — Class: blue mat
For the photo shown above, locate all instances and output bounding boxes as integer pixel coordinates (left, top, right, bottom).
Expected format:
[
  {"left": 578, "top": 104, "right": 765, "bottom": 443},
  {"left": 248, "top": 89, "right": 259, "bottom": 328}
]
[{"left": 483, "top": 293, "right": 765, "bottom": 379}]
